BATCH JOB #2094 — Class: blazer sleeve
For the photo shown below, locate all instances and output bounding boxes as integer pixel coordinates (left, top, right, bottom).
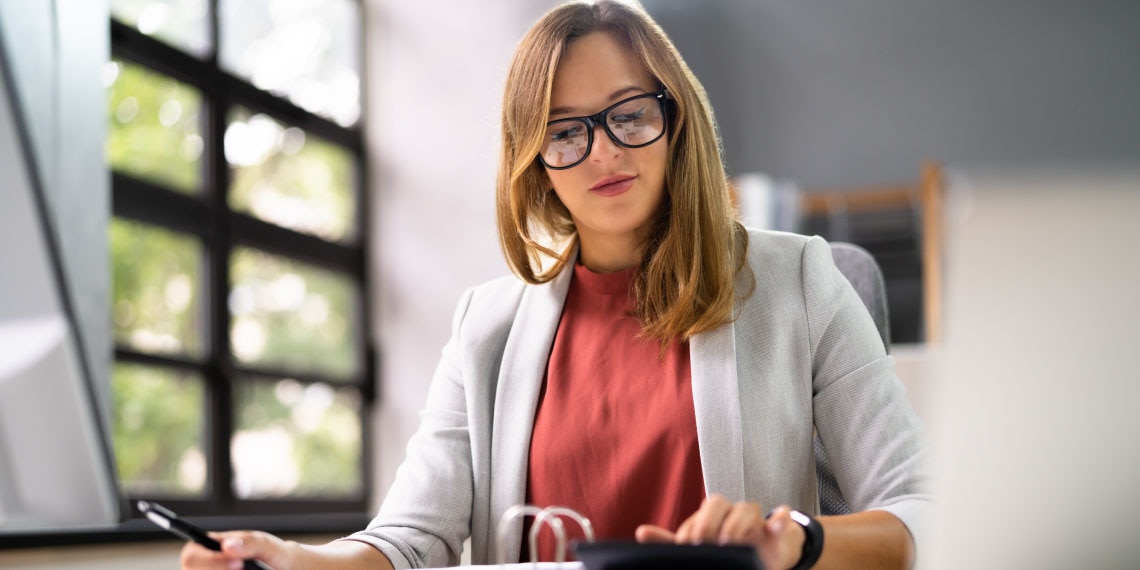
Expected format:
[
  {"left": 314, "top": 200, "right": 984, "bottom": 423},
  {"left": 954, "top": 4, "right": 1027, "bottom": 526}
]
[
  {"left": 801, "top": 236, "right": 932, "bottom": 554},
  {"left": 340, "top": 287, "right": 478, "bottom": 569}
]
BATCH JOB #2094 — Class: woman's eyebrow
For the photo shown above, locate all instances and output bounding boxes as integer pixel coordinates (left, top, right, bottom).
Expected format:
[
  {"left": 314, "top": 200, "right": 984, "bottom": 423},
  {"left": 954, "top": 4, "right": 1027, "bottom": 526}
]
[{"left": 548, "top": 85, "right": 648, "bottom": 117}]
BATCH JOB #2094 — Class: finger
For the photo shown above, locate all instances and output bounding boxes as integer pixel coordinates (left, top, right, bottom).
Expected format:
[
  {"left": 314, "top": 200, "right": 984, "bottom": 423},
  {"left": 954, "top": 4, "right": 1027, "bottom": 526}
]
[
  {"left": 763, "top": 506, "right": 792, "bottom": 539},
  {"left": 218, "top": 531, "right": 281, "bottom": 563},
  {"left": 188, "top": 530, "right": 280, "bottom": 570},
  {"left": 686, "top": 494, "right": 733, "bottom": 544},
  {"left": 717, "top": 502, "right": 764, "bottom": 546},
  {"left": 756, "top": 506, "right": 806, "bottom": 570},
  {"left": 674, "top": 516, "right": 695, "bottom": 544},
  {"left": 180, "top": 540, "right": 239, "bottom": 570},
  {"left": 634, "top": 524, "right": 675, "bottom": 543}
]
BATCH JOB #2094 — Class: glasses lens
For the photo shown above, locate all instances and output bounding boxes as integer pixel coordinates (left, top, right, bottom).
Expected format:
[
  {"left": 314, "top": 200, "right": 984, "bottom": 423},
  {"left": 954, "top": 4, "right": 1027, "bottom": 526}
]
[
  {"left": 606, "top": 96, "right": 664, "bottom": 147},
  {"left": 541, "top": 120, "right": 590, "bottom": 168}
]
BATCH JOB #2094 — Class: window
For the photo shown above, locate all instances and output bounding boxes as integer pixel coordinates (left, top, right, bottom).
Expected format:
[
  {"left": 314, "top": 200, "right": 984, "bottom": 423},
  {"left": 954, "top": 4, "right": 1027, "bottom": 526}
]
[{"left": 107, "top": 0, "right": 372, "bottom": 518}]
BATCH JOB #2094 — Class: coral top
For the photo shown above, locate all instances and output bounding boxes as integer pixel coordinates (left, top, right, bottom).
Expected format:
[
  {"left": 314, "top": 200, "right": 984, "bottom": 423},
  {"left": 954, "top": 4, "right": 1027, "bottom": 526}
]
[{"left": 526, "top": 263, "right": 705, "bottom": 561}]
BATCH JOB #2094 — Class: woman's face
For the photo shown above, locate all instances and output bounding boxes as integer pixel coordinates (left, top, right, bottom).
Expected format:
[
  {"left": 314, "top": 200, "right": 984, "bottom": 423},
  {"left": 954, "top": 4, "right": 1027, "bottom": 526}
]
[{"left": 543, "top": 31, "right": 668, "bottom": 271}]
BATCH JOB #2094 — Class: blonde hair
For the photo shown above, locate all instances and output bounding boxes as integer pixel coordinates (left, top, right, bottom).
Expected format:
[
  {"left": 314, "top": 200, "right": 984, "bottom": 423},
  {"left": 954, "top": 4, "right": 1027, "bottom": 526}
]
[{"left": 496, "top": 0, "right": 749, "bottom": 343}]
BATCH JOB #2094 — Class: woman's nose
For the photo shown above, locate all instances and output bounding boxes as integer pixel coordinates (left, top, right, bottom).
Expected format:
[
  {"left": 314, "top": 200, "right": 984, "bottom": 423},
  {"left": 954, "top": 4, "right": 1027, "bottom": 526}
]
[{"left": 589, "top": 124, "right": 622, "bottom": 162}]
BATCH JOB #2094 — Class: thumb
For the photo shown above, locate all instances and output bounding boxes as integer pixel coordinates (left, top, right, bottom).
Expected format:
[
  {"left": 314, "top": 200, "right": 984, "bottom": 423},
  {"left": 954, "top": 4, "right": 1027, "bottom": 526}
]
[
  {"left": 635, "top": 524, "right": 676, "bottom": 543},
  {"left": 216, "top": 531, "right": 279, "bottom": 562},
  {"left": 220, "top": 534, "right": 251, "bottom": 558}
]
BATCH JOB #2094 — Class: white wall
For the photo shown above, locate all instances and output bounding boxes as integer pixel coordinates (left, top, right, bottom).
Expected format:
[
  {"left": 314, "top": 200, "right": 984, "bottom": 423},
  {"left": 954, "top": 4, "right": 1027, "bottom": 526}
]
[{"left": 364, "top": 0, "right": 560, "bottom": 504}]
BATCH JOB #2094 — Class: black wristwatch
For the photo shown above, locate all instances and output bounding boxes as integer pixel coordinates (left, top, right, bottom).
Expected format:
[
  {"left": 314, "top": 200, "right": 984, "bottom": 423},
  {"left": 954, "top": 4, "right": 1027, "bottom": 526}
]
[{"left": 788, "top": 510, "right": 824, "bottom": 570}]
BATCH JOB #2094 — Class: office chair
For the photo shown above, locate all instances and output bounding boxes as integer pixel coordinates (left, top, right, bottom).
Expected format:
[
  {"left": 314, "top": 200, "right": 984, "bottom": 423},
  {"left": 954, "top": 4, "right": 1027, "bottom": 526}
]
[{"left": 815, "top": 241, "right": 891, "bottom": 515}]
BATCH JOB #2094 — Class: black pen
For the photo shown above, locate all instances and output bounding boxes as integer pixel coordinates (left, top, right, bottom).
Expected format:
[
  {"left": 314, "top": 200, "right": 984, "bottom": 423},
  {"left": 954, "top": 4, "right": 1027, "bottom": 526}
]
[{"left": 138, "top": 500, "right": 273, "bottom": 570}]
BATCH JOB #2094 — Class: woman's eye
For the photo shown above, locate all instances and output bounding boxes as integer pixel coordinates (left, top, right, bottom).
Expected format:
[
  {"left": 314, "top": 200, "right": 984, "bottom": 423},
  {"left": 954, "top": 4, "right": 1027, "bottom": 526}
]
[
  {"left": 611, "top": 108, "right": 646, "bottom": 123},
  {"left": 549, "top": 126, "right": 583, "bottom": 141}
]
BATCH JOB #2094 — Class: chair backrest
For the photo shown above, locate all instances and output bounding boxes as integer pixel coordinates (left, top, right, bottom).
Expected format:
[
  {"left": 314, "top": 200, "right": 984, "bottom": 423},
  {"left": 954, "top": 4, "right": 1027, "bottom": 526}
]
[
  {"left": 816, "top": 241, "right": 892, "bottom": 516},
  {"left": 828, "top": 241, "right": 891, "bottom": 353}
]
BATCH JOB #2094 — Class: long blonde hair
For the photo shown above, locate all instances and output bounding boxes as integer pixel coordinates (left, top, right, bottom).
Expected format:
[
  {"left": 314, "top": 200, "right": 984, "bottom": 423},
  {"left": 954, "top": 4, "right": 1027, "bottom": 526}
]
[{"left": 496, "top": 0, "right": 749, "bottom": 343}]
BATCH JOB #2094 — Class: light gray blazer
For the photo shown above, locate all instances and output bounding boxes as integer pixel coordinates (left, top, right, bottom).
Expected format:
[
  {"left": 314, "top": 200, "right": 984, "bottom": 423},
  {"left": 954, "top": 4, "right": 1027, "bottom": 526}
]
[{"left": 346, "top": 229, "right": 930, "bottom": 568}]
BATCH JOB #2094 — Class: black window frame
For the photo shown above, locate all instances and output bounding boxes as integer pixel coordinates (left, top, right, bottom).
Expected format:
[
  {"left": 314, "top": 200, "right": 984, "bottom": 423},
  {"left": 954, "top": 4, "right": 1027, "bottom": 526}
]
[{"left": 108, "top": 0, "right": 375, "bottom": 522}]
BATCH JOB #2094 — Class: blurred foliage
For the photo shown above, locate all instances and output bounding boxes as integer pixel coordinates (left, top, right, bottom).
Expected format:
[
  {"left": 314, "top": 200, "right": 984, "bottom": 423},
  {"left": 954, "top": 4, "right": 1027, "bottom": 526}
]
[
  {"left": 227, "top": 107, "right": 356, "bottom": 242},
  {"left": 110, "top": 0, "right": 211, "bottom": 57},
  {"left": 233, "top": 378, "right": 362, "bottom": 498},
  {"left": 110, "top": 218, "right": 203, "bottom": 356},
  {"left": 230, "top": 247, "right": 359, "bottom": 380},
  {"left": 106, "top": 58, "right": 203, "bottom": 193},
  {"left": 113, "top": 363, "right": 207, "bottom": 496},
  {"left": 219, "top": 0, "right": 362, "bottom": 126}
]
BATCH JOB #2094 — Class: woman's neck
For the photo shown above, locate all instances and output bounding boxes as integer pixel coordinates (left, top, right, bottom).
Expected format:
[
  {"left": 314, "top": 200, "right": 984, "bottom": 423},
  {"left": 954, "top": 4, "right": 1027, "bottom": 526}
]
[{"left": 577, "top": 233, "right": 643, "bottom": 273}]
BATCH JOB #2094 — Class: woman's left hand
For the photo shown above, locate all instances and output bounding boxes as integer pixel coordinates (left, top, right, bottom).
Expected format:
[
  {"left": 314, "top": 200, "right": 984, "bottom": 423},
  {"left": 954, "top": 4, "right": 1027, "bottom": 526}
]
[{"left": 635, "top": 494, "right": 805, "bottom": 570}]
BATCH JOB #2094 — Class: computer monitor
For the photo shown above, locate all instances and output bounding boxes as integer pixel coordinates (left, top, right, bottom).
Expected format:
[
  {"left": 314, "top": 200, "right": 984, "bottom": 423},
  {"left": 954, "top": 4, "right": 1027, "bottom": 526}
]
[
  {"left": 0, "top": 30, "right": 123, "bottom": 533},
  {"left": 923, "top": 165, "right": 1140, "bottom": 568}
]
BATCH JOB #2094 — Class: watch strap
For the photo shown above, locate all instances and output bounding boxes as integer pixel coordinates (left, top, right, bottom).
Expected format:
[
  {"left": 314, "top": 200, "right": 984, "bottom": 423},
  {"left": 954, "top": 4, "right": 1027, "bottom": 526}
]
[{"left": 788, "top": 509, "right": 824, "bottom": 570}]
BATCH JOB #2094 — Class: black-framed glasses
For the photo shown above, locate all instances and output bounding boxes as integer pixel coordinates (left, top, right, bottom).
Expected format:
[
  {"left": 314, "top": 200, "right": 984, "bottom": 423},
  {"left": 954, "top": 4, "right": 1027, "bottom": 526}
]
[{"left": 538, "top": 88, "right": 668, "bottom": 170}]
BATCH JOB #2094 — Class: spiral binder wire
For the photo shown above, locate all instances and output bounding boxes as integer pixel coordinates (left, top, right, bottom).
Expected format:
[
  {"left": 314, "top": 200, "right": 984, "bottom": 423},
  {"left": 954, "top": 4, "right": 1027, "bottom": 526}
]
[{"left": 496, "top": 505, "right": 595, "bottom": 564}]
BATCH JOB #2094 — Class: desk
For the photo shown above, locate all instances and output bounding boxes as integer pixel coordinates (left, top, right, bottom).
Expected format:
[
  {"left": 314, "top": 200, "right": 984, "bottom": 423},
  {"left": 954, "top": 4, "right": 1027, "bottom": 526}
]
[{"left": 429, "top": 565, "right": 581, "bottom": 570}]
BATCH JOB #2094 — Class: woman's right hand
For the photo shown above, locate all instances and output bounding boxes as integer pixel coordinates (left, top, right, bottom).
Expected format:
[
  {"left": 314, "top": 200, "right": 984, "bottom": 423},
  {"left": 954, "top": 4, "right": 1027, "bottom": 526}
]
[
  {"left": 180, "top": 533, "right": 393, "bottom": 570},
  {"left": 180, "top": 531, "right": 293, "bottom": 570}
]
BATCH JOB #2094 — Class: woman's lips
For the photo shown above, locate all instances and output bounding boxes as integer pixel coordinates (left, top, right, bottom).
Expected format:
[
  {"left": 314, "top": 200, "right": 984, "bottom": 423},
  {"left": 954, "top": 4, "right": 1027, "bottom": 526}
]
[{"left": 589, "top": 175, "right": 636, "bottom": 197}]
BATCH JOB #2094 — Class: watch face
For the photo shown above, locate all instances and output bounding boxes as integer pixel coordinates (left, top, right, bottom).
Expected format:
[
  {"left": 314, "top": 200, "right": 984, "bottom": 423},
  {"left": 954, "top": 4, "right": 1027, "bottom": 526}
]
[{"left": 790, "top": 510, "right": 812, "bottom": 527}]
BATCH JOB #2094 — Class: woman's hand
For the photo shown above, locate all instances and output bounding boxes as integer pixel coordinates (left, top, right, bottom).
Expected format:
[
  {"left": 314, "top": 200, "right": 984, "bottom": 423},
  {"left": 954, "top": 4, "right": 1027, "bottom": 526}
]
[
  {"left": 180, "top": 532, "right": 392, "bottom": 570},
  {"left": 635, "top": 494, "right": 806, "bottom": 570},
  {"left": 180, "top": 531, "right": 294, "bottom": 570}
]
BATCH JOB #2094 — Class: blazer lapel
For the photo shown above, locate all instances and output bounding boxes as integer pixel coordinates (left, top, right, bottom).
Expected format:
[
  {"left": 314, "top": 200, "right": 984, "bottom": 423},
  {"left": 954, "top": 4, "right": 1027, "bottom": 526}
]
[
  {"left": 489, "top": 261, "right": 573, "bottom": 562},
  {"left": 690, "top": 319, "right": 746, "bottom": 501}
]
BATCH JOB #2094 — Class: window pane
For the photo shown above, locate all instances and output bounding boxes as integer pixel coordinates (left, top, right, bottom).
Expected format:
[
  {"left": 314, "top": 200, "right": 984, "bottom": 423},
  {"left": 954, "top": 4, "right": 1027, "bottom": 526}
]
[
  {"left": 230, "top": 248, "right": 360, "bottom": 379},
  {"left": 219, "top": 0, "right": 361, "bottom": 127},
  {"left": 106, "top": 59, "right": 204, "bottom": 194},
  {"left": 226, "top": 108, "right": 357, "bottom": 242},
  {"left": 110, "top": 217, "right": 205, "bottom": 357},
  {"left": 110, "top": 0, "right": 211, "bottom": 57},
  {"left": 113, "top": 363, "right": 208, "bottom": 497},
  {"left": 233, "top": 377, "right": 362, "bottom": 499}
]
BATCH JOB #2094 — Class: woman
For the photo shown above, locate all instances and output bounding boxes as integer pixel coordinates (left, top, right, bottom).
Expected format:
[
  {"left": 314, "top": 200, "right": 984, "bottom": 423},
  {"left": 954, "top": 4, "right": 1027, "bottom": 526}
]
[{"left": 182, "top": 1, "right": 929, "bottom": 569}]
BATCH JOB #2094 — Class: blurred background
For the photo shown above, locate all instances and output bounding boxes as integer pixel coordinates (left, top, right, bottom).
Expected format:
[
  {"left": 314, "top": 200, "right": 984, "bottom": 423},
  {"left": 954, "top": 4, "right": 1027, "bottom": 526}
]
[{"left": 0, "top": 0, "right": 1137, "bottom": 568}]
